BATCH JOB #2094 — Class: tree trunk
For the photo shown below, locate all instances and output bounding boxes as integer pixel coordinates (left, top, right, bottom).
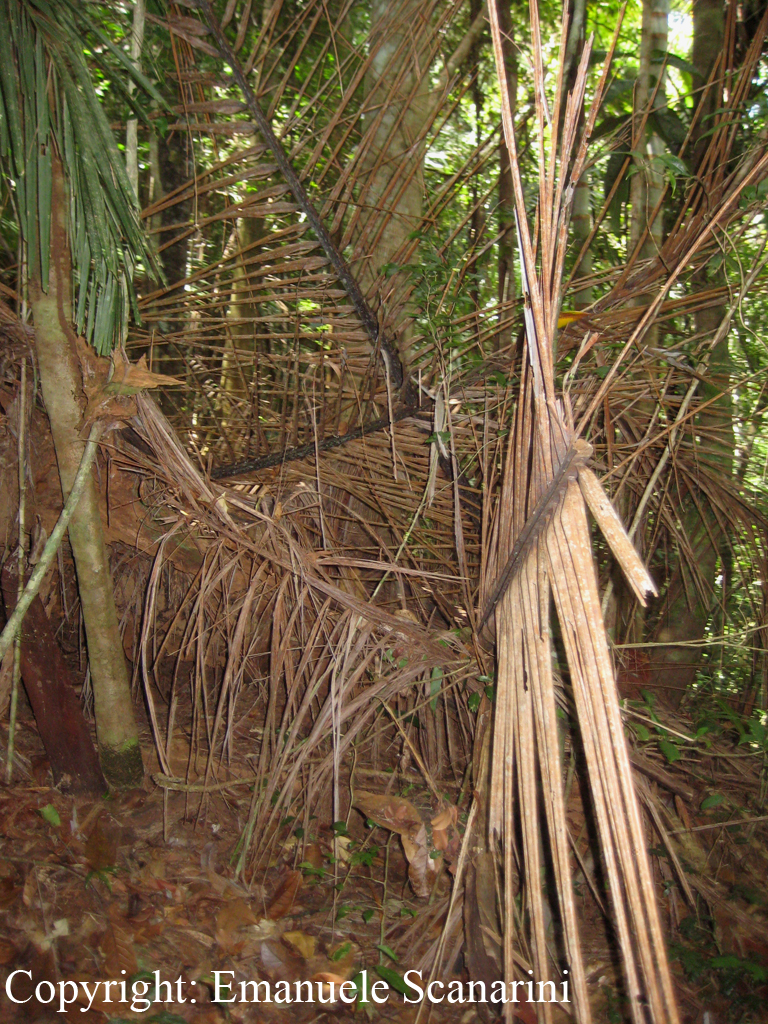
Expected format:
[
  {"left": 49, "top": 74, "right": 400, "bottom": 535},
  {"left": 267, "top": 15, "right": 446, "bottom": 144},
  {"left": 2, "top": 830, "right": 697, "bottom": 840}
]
[
  {"left": 562, "top": 0, "right": 592, "bottom": 311},
  {"left": 126, "top": 0, "right": 147, "bottom": 199},
  {"left": 629, "top": 0, "right": 669, "bottom": 264},
  {"left": 157, "top": 128, "right": 192, "bottom": 293},
  {"left": 152, "top": 127, "right": 193, "bottom": 402},
  {"left": 1, "top": 565, "right": 107, "bottom": 795},
  {"left": 496, "top": 0, "right": 516, "bottom": 351},
  {"left": 355, "top": 0, "right": 432, "bottom": 352},
  {"left": 571, "top": 171, "right": 593, "bottom": 308},
  {"left": 28, "top": 153, "right": 144, "bottom": 788}
]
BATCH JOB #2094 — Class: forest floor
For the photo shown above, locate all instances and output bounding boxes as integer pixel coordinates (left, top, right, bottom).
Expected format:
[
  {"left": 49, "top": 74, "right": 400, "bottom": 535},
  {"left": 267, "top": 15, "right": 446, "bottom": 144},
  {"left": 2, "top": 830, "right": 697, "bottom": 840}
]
[
  {"left": 0, "top": 702, "right": 459, "bottom": 1024},
  {"left": 1, "top": 375, "right": 767, "bottom": 1024},
  {"left": 1, "top": 684, "right": 768, "bottom": 1024},
  {"left": 0, "top": 692, "right": 555, "bottom": 1024}
]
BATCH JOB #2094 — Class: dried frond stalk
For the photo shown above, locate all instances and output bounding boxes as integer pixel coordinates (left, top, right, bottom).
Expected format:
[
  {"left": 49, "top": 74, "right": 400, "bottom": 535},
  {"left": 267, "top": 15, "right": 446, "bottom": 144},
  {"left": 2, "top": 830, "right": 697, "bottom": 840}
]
[{"left": 578, "top": 466, "right": 657, "bottom": 605}]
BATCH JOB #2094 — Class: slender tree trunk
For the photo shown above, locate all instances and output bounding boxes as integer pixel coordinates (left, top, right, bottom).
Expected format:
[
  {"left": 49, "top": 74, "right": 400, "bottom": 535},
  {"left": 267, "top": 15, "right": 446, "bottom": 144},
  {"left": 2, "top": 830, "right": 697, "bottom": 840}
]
[
  {"left": 222, "top": 215, "right": 264, "bottom": 409},
  {"left": 152, "top": 127, "right": 192, "bottom": 401},
  {"left": 496, "top": 0, "right": 516, "bottom": 351},
  {"left": 29, "top": 154, "right": 144, "bottom": 788},
  {"left": 469, "top": 0, "right": 484, "bottom": 318},
  {"left": 629, "top": 0, "right": 669, "bottom": 263},
  {"left": 126, "top": 0, "right": 146, "bottom": 199},
  {"left": 355, "top": 0, "right": 432, "bottom": 354},
  {"left": 560, "top": 0, "right": 592, "bottom": 311},
  {"left": 571, "top": 171, "right": 593, "bottom": 308},
  {"left": 606, "top": 0, "right": 671, "bottom": 648},
  {"left": 157, "top": 128, "right": 192, "bottom": 296},
  {"left": 351, "top": 0, "right": 485, "bottom": 362}
]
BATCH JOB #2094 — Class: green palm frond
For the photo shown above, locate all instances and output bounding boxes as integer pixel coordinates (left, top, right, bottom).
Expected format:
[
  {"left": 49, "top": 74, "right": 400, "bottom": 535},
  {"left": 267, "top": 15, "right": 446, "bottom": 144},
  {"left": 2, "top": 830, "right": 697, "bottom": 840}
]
[{"left": 0, "top": 0, "right": 164, "bottom": 353}]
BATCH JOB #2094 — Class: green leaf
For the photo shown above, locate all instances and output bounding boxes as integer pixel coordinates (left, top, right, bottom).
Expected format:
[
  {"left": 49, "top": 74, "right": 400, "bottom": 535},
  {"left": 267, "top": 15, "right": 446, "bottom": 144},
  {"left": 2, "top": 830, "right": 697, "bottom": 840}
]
[
  {"left": 299, "top": 861, "right": 325, "bottom": 877},
  {"left": 349, "top": 972, "right": 365, "bottom": 1003},
  {"left": 651, "top": 151, "right": 689, "bottom": 195},
  {"left": 425, "top": 430, "right": 452, "bottom": 445},
  {"left": 602, "top": 78, "right": 635, "bottom": 105},
  {"left": 330, "top": 941, "right": 352, "bottom": 961},
  {"left": 72, "top": 9, "right": 168, "bottom": 112},
  {"left": 376, "top": 944, "right": 398, "bottom": 963},
  {"left": 429, "top": 667, "right": 442, "bottom": 713},
  {"left": 374, "top": 966, "right": 410, "bottom": 996},
  {"left": 362, "top": 907, "right": 374, "bottom": 923},
  {"left": 0, "top": 8, "right": 27, "bottom": 183},
  {"left": 655, "top": 152, "right": 688, "bottom": 178},
  {"left": 467, "top": 691, "right": 480, "bottom": 713},
  {"left": 709, "top": 955, "right": 768, "bottom": 982},
  {"left": 39, "top": 804, "right": 60, "bottom": 827},
  {"left": 649, "top": 108, "right": 689, "bottom": 153},
  {"left": 741, "top": 718, "right": 767, "bottom": 747},
  {"left": 658, "top": 738, "right": 681, "bottom": 763},
  {"left": 633, "top": 723, "right": 650, "bottom": 742},
  {"left": 700, "top": 793, "right": 724, "bottom": 811},
  {"left": 658, "top": 51, "right": 697, "bottom": 76},
  {"left": 0, "top": 1, "right": 162, "bottom": 359}
]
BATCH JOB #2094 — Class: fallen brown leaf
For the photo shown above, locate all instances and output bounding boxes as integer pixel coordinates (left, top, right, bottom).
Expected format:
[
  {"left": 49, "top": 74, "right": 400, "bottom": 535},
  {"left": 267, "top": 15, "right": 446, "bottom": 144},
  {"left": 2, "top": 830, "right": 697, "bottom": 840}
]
[
  {"left": 266, "top": 869, "right": 302, "bottom": 919},
  {"left": 215, "top": 897, "right": 259, "bottom": 954}
]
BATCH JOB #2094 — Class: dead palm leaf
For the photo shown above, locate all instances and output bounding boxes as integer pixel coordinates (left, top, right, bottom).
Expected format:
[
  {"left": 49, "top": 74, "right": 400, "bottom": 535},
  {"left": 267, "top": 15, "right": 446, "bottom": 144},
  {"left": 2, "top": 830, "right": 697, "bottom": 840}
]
[{"left": 486, "top": 2, "right": 679, "bottom": 1021}]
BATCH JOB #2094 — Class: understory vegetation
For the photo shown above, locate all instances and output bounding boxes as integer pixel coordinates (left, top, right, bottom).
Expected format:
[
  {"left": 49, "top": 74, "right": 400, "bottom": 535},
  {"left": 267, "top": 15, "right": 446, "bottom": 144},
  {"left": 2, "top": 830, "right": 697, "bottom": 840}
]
[{"left": 1, "top": 0, "right": 768, "bottom": 1021}]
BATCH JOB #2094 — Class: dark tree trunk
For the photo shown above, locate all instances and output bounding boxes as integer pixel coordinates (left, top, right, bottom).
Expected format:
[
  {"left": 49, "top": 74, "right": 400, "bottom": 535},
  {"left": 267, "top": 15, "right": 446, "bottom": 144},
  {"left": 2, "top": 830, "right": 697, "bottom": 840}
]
[
  {"left": 153, "top": 129, "right": 193, "bottom": 401},
  {"left": 157, "top": 129, "right": 192, "bottom": 292},
  {"left": 2, "top": 565, "right": 107, "bottom": 796}
]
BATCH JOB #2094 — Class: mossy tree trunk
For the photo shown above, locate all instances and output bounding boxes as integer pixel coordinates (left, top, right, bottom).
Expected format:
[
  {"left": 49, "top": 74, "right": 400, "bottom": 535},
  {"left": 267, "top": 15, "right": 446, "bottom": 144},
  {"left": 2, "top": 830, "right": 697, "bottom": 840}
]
[{"left": 28, "top": 154, "right": 144, "bottom": 788}]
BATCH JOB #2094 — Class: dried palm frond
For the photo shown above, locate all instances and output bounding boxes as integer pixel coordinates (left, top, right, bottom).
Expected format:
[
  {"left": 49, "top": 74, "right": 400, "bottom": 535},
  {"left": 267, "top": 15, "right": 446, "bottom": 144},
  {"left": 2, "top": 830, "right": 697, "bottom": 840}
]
[
  {"left": 485, "top": 2, "right": 679, "bottom": 1021},
  {"left": 560, "top": 7, "right": 768, "bottom": 684},
  {"left": 100, "top": 0, "right": 768, "bottom": 1012},
  {"left": 119, "top": 1, "right": 505, "bottom": 862}
]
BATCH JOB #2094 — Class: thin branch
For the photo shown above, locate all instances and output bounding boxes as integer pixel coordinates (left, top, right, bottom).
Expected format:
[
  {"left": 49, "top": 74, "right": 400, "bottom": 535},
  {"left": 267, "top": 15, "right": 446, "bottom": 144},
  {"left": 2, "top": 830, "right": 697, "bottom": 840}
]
[
  {"left": 210, "top": 400, "right": 421, "bottom": 478},
  {"left": 0, "top": 422, "right": 105, "bottom": 665}
]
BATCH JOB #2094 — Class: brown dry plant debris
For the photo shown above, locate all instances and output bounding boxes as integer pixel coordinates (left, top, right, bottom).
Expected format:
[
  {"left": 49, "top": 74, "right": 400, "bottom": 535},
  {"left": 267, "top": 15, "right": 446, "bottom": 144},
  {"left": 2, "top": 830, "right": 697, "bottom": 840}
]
[{"left": 4, "top": 1, "right": 768, "bottom": 1021}]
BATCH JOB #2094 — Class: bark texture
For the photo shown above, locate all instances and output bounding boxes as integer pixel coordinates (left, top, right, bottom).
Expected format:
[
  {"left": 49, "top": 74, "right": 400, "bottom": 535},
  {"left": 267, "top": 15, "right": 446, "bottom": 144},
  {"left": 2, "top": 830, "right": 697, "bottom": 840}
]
[
  {"left": 28, "top": 155, "right": 144, "bottom": 788},
  {"left": 1, "top": 565, "right": 107, "bottom": 795}
]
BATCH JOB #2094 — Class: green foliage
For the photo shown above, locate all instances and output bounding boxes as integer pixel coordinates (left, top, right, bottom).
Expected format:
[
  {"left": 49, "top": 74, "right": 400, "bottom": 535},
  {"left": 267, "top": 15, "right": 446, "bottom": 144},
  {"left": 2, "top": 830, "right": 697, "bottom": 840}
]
[
  {"left": 672, "top": 915, "right": 768, "bottom": 1018},
  {"left": 37, "top": 803, "right": 60, "bottom": 826},
  {"left": 0, "top": 0, "right": 162, "bottom": 353},
  {"left": 374, "top": 964, "right": 410, "bottom": 995}
]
